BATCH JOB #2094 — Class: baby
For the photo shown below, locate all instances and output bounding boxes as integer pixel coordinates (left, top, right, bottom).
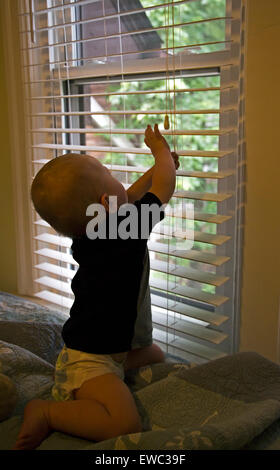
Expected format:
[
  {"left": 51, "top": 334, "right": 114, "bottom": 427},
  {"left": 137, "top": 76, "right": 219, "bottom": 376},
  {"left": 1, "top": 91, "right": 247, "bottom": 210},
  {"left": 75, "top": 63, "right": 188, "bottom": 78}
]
[{"left": 13, "top": 124, "right": 179, "bottom": 450}]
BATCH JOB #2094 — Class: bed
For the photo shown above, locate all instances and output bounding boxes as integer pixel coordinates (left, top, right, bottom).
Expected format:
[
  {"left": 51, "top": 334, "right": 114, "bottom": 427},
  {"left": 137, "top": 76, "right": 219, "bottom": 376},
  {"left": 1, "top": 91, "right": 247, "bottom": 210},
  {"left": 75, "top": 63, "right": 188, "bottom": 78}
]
[{"left": 1, "top": 291, "right": 280, "bottom": 450}]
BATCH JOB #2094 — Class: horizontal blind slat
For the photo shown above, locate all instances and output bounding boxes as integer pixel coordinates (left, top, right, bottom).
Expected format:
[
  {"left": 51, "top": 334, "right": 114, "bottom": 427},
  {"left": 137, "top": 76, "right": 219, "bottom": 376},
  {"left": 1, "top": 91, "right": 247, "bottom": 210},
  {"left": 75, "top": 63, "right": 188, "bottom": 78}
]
[
  {"left": 153, "top": 226, "right": 231, "bottom": 246},
  {"left": 32, "top": 145, "right": 229, "bottom": 158},
  {"left": 35, "top": 248, "right": 77, "bottom": 265},
  {"left": 21, "top": 0, "right": 101, "bottom": 15},
  {"left": 106, "top": 165, "right": 234, "bottom": 180},
  {"left": 35, "top": 276, "right": 72, "bottom": 294},
  {"left": 150, "top": 277, "right": 229, "bottom": 307},
  {"left": 35, "top": 233, "right": 72, "bottom": 248},
  {"left": 28, "top": 86, "right": 232, "bottom": 99},
  {"left": 153, "top": 328, "right": 226, "bottom": 361},
  {"left": 34, "top": 219, "right": 49, "bottom": 227},
  {"left": 31, "top": 109, "right": 223, "bottom": 116},
  {"left": 165, "top": 209, "right": 232, "bottom": 224},
  {"left": 152, "top": 308, "right": 227, "bottom": 345},
  {"left": 174, "top": 190, "right": 232, "bottom": 202},
  {"left": 151, "top": 294, "right": 228, "bottom": 326},
  {"left": 34, "top": 208, "right": 232, "bottom": 226},
  {"left": 33, "top": 160, "right": 233, "bottom": 180},
  {"left": 150, "top": 259, "right": 229, "bottom": 287},
  {"left": 31, "top": 127, "right": 234, "bottom": 136},
  {"left": 35, "top": 262, "right": 76, "bottom": 279},
  {"left": 148, "top": 241, "right": 230, "bottom": 266},
  {"left": 35, "top": 290, "right": 73, "bottom": 309}
]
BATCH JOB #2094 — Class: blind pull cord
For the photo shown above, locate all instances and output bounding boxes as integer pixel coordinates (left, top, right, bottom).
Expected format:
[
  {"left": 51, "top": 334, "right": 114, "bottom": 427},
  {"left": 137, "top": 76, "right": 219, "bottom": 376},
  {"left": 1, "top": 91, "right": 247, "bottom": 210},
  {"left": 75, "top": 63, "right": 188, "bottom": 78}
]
[{"left": 29, "top": 0, "right": 36, "bottom": 44}]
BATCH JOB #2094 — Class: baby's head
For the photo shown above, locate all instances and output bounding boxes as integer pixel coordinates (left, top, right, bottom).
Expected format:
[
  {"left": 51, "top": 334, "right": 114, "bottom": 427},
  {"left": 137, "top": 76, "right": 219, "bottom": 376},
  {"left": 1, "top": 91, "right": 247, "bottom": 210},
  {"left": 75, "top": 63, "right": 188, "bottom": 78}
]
[{"left": 31, "top": 153, "right": 128, "bottom": 238}]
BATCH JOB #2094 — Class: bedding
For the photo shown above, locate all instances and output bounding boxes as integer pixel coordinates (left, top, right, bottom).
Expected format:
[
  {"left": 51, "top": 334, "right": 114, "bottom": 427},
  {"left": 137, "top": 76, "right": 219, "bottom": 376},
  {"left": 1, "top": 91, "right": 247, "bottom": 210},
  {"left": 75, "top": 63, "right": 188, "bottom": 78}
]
[{"left": 1, "top": 291, "right": 280, "bottom": 450}]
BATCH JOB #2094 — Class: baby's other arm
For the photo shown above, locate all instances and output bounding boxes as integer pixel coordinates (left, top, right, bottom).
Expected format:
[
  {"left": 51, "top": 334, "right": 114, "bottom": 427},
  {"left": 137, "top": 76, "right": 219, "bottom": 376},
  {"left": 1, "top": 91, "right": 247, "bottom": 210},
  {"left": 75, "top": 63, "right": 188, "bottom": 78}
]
[
  {"left": 144, "top": 124, "right": 176, "bottom": 204},
  {"left": 126, "top": 165, "right": 155, "bottom": 203},
  {"left": 126, "top": 148, "right": 179, "bottom": 204}
]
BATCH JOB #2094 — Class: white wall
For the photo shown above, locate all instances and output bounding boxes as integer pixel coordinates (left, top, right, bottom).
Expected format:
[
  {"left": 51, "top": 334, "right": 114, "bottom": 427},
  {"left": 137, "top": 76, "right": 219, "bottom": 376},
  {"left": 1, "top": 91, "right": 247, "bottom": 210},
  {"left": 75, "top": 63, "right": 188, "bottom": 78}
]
[{"left": 240, "top": 0, "right": 280, "bottom": 362}]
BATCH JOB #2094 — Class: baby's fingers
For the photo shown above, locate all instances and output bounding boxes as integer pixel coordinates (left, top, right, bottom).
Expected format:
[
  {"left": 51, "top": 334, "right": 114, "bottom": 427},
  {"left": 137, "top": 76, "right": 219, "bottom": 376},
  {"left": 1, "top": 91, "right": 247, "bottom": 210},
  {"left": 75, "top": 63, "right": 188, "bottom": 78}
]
[
  {"left": 145, "top": 125, "right": 154, "bottom": 138},
  {"left": 171, "top": 151, "right": 180, "bottom": 169},
  {"left": 144, "top": 125, "right": 154, "bottom": 148},
  {"left": 154, "top": 123, "right": 161, "bottom": 137}
]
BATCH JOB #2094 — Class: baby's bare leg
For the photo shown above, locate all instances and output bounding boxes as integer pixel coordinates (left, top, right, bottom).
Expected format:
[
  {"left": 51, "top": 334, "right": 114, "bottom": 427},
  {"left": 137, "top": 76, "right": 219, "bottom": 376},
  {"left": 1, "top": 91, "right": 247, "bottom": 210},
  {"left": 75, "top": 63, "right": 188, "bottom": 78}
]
[
  {"left": 50, "top": 372, "right": 142, "bottom": 441},
  {"left": 124, "top": 343, "right": 165, "bottom": 372},
  {"left": 13, "top": 372, "right": 142, "bottom": 450}
]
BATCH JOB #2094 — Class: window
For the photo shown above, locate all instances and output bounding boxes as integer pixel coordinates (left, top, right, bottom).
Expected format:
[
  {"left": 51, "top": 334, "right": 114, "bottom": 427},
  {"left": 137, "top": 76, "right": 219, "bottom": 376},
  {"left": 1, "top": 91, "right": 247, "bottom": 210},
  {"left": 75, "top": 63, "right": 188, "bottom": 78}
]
[{"left": 18, "top": 0, "right": 245, "bottom": 364}]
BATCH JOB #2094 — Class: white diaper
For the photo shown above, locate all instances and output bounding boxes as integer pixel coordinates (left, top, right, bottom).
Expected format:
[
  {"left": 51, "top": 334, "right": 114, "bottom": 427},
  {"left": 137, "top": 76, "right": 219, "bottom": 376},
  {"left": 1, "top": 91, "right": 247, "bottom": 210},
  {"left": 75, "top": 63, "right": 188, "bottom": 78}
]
[{"left": 52, "top": 345, "right": 128, "bottom": 401}]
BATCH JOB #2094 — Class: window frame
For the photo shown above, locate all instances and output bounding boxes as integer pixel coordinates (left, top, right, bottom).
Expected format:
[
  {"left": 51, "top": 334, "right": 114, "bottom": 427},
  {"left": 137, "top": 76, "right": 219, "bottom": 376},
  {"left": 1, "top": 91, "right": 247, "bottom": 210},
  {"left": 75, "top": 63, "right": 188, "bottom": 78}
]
[{"left": 1, "top": 0, "right": 245, "bottom": 362}]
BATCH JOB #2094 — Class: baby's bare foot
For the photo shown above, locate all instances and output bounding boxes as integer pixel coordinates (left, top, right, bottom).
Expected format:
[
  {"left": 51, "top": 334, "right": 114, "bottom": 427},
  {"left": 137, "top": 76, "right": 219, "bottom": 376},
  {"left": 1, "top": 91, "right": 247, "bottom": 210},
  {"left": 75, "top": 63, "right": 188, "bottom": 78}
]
[{"left": 13, "top": 399, "right": 52, "bottom": 450}]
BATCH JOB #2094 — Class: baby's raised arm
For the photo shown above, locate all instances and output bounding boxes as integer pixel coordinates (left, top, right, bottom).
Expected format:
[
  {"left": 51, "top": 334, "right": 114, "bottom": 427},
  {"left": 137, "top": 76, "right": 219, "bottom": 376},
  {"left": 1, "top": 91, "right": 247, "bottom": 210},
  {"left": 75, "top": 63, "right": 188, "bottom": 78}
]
[{"left": 144, "top": 124, "right": 176, "bottom": 204}]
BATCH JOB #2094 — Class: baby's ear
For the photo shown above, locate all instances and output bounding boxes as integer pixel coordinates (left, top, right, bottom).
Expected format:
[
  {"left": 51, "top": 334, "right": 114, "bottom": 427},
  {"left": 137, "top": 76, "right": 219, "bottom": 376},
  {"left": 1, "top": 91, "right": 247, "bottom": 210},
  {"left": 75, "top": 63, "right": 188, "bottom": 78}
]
[{"left": 100, "top": 193, "right": 110, "bottom": 212}]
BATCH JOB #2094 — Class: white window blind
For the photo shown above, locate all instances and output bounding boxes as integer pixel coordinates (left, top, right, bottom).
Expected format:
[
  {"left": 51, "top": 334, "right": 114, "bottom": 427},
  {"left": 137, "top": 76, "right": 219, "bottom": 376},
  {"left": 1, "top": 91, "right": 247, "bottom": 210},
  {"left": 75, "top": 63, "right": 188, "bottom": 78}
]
[{"left": 18, "top": 0, "right": 245, "bottom": 364}]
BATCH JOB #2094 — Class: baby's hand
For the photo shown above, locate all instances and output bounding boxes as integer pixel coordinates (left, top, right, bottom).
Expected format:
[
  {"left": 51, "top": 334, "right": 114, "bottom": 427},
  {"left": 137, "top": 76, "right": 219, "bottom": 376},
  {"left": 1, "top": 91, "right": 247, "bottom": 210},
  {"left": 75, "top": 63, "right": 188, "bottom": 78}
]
[
  {"left": 171, "top": 151, "right": 179, "bottom": 170},
  {"left": 144, "top": 124, "right": 170, "bottom": 154}
]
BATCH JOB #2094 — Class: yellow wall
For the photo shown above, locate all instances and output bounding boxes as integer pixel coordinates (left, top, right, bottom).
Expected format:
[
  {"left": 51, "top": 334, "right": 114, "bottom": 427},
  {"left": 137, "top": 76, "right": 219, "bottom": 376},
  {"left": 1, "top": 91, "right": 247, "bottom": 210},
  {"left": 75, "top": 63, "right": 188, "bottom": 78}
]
[
  {"left": 0, "top": 21, "right": 18, "bottom": 293},
  {"left": 240, "top": 0, "right": 280, "bottom": 362},
  {"left": 0, "top": 1, "right": 279, "bottom": 361}
]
